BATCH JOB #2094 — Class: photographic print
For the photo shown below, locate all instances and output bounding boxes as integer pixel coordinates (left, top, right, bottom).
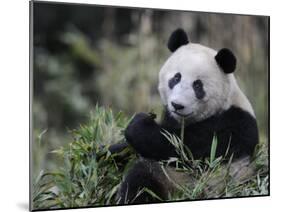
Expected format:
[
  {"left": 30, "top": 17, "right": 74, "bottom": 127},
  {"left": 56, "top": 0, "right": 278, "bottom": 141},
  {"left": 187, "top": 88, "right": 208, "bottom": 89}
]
[{"left": 30, "top": 1, "right": 269, "bottom": 210}]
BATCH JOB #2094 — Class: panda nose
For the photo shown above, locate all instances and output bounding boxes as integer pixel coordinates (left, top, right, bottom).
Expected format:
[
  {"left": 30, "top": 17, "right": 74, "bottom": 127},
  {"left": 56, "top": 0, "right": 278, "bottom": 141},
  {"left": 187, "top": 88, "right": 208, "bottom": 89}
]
[{"left": 171, "top": 102, "right": 185, "bottom": 110}]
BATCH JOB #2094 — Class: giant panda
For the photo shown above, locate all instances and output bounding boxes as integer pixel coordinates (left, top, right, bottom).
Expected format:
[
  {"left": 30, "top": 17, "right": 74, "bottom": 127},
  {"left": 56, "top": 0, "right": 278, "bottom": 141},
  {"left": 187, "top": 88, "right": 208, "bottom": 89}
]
[{"left": 115, "top": 28, "right": 259, "bottom": 204}]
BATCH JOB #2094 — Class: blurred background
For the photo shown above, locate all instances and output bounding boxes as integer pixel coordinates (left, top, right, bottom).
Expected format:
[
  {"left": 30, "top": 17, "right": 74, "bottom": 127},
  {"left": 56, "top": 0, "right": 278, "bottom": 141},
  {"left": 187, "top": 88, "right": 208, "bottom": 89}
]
[{"left": 32, "top": 2, "right": 269, "bottom": 178}]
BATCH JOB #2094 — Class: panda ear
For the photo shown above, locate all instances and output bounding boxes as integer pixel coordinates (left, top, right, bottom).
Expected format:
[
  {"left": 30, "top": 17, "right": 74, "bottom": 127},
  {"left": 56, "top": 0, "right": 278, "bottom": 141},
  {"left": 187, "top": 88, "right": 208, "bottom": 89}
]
[
  {"left": 215, "top": 48, "right": 237, "bottom": 74},
  {"left": 167, "top": 28, "right": 189, "bottom": 52}
]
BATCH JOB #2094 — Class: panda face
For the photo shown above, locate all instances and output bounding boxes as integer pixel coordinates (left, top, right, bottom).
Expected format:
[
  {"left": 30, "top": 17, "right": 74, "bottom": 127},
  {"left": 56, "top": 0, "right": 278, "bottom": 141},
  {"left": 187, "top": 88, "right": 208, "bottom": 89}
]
[{"left": 158, "top": 43, "right": 233, "bottom": 122}]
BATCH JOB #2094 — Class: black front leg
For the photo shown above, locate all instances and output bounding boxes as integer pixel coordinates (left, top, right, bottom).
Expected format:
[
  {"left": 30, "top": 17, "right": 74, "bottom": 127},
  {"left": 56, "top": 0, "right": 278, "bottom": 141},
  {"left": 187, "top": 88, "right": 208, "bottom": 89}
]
[{"left": 124, "top": 112, "right": 176, "bottom": 160}]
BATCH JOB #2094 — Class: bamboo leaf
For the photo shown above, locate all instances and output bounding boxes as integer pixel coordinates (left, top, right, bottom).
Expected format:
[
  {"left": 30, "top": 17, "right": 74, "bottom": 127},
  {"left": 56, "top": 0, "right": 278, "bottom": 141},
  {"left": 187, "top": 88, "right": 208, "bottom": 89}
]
[{"left": 210, "top": 133, "right": 218, "bottom": 165}]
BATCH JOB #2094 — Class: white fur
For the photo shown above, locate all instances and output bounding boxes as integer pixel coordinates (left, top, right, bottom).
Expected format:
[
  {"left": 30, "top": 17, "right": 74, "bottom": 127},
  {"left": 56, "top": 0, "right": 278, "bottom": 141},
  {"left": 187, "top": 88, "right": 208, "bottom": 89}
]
[{"left": 158, "top": 43, "right": 255, "bottom": 122}]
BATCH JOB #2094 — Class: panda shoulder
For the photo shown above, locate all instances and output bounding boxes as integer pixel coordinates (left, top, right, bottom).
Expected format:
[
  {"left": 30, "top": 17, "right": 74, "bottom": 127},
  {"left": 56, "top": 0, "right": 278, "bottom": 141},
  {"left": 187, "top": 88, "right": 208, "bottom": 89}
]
[{"left": 228, "top": 76, "right": 255, "bottom": 118}]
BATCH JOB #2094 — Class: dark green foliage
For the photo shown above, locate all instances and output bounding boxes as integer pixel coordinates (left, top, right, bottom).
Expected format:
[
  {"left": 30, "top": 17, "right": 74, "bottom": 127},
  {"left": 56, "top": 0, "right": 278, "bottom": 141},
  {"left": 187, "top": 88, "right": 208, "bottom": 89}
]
[
  {"left": 161, "top": 130, "right": 268, "bottom": 200},
  {"left": 32, "top": 106, "right": 136, "bottom": 210},
  {"left": 32, "top": 106, "right": 268, "bottom": 210}
]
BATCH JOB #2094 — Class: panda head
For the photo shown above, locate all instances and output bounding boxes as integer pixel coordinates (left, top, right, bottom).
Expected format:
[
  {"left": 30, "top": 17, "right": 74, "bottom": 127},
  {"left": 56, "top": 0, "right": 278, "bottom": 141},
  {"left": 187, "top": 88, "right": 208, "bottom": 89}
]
[{"left": 158, "top": 28, "right": 240, "bottom": 122}]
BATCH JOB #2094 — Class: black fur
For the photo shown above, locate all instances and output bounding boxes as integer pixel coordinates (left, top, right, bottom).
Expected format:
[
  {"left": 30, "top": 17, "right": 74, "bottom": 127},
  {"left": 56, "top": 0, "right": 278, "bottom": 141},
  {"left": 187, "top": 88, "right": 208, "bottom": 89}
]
[
  {"left": 109, "top": 142, "right": 128, "bottom": 154},
  {"left": 106, "top": 142, "right": 131, "bottom": 170},
  {"left": 124, "top": 112, "right": 176, "bottom": 160},
  {"left": 119, "top": 159, "right": 168, "bottom": 204},
  {"left": 192, "top": 79, "right": 205, "bottom": 99},
  {"left": 125, "top": 106, "right": 258, "bottom": 161},
  {"left": 168, "top": 72, "right": 181, "bottom": 89},
  {"left": 215, "top": 48, "right": 237, "bottom": 74},
  {"left": 167, "top": 28, "right": 189, "bottom": 52},
  {"left": 120, "top": 106, "right": 258, "bottom": 203}
]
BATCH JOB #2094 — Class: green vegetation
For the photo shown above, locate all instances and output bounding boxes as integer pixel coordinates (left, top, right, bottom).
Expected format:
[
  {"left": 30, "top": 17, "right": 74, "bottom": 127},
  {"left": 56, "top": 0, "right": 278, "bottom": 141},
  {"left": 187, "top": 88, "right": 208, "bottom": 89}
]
[
  {"left": 161, "top": 130, "right": 268, "bottom": 200},
  {"left": 32, "top": 106, "right": 135, "bottom": 209},
  {"left": 32, "top": 106, "right": 268, "bottom": 210}
]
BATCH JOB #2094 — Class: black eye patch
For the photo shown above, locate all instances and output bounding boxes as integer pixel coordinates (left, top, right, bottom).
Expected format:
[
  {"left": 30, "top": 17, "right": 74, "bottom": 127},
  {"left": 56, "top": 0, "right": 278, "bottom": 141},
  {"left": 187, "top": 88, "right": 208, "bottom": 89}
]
[
  {"left": 192, "top": 79, "right": 205, "bottom": 99},
  {"left": 168, "top": 72, "right": 181, "bottom": 89}
]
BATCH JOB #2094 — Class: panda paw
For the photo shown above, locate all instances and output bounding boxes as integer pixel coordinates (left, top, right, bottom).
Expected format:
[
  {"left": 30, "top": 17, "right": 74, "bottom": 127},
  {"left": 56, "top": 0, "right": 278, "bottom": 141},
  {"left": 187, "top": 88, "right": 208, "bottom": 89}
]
[
  {"left": 124, "top": 112, "right": 157, "bottom": 143},
  {"left": 128, "top": 112, "right": 157, "bottom": 127}
]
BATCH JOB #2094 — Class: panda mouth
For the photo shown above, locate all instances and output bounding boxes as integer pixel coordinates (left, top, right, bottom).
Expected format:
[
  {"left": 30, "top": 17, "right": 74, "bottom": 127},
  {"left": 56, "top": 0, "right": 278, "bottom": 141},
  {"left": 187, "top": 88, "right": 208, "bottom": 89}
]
[{"left": 172, "top": 111, "right": 193, "bottom": 118}]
